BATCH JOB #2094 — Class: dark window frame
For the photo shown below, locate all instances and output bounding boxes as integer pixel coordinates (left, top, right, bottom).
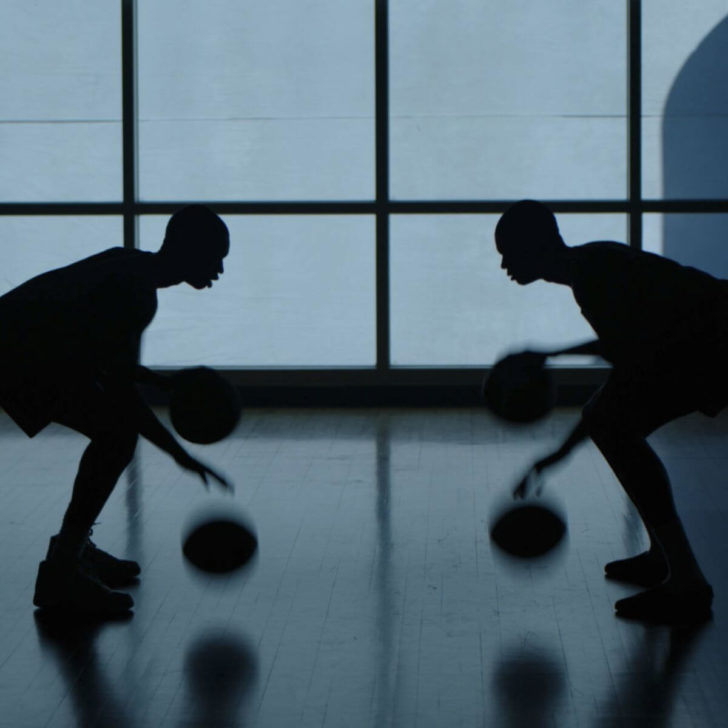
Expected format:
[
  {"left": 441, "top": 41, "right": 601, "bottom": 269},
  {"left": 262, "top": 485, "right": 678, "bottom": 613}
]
[{"left": 1, "top": 0, "right": 727, "bottom": 402}]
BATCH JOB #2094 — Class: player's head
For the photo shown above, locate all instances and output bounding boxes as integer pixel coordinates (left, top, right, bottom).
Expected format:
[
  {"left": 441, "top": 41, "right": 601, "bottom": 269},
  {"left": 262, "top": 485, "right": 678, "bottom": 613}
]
[
  {"left": 161, "top": 205, "right": 230, "bottom": 289},
  {"left": 494, "top": 200, "right": 563, "bottom": 284}
]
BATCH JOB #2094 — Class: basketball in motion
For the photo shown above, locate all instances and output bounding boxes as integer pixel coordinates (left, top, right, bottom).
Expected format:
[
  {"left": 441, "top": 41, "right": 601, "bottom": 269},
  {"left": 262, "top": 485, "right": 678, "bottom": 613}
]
[
  {"left": 182, "top": 512, "right": 258, "bottom": 575},
  {"left": 489, "top": 501, "right": 567, "bottom": 559},
  {"left": 169, "top": 366, "right": 242, "bottom": 444},
  {"left": 481, "top": 353, "right": 556, "bottom": 424}
]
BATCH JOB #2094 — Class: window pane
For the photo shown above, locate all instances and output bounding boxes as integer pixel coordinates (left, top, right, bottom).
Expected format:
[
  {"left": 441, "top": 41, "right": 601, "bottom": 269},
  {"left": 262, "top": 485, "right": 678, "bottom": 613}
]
[
  {"left": 390, "top": 214, "right": 627, "bottom": 366},
  {"left": 0, "top": 217, "right": 123, "bottom": 295},
  {"left": 643, "top": 2, "right": 728, "bottom": 199},
  {"left": 140, "top": 216, "right": 375, "bottom": 367},
  {"left": 644, "top": 214, "right": 728, "bottom": 278},
  {"left": 390, "top": 1, "right": 626, "bottom": 200},
  {"left": 138, "top": 1, "right": 374, "bottom": 201},
  {"left": 0, "top": 2, "right": 121, "bottom": 201}
]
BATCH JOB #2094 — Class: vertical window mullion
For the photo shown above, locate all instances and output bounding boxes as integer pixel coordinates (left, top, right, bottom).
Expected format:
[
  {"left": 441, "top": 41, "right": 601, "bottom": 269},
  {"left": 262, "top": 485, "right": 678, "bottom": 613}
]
[
  {"left": 628, "top": 0, "right": 642, "bottom": 249},
  {"left": 375, "top": 0, "right": 390, "bottom": 370},
  {"left": 121, "top": 0, "right": 137, "bottom": 250}
]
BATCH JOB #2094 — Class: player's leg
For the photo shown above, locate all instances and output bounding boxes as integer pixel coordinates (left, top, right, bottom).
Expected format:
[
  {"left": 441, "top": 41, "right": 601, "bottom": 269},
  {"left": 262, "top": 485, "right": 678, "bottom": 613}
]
[
  {"left": 33, "top": 383, "right": 140, "bottom": 615},
  {"left": 583, "top": 376, "right": 712, "bottom": 620}
]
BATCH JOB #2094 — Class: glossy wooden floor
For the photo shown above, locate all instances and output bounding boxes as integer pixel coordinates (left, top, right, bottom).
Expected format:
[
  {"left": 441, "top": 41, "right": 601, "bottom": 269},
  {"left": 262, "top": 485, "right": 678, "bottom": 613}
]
[{"left": 0, "top": 406, "right": 726, "bottom": 727}]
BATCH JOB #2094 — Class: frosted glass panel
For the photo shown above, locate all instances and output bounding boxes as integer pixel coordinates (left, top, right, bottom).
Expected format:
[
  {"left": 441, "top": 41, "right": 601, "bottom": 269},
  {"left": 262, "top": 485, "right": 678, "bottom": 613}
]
[
  {"left": 140, "top": 216, "right": 375, "bottom": 367},
  {"left": 138, "top": 1, "right": 374, "bottom": 201},
  {"left": 390, "top": 1, "right": 626, "bottom": 200},
  {"left": 391, "top": 214, "right": 627, "bottom": 366},
  {"left": 644, "top": 214, "right": 728, "bottom": 279},
  {"left": 643, "top": 2, "right": 728, "bottom": 198},
  {"left": 0, "top": 217, "right": 123, "bottom": 295},
  {"left": 0, "top": 1, "right": 121, "bottom": 201}
]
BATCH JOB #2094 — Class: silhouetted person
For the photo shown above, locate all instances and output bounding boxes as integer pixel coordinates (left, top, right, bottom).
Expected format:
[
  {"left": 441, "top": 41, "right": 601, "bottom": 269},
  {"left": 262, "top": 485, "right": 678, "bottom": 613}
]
[
  {"left": 496, "top": 199, "right": 721, "bottom": 623},
  {"left": 0, "top": 205, "right": 231, "bottom": 616}
]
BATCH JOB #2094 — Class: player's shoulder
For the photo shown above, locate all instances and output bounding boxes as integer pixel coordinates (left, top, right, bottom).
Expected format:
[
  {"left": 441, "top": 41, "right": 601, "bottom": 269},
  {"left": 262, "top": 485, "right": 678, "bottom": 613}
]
[
  {"left": 570, "top": 241, "right": 634, "bottom": 276},
  {"left": 58, "top": 246, "right": 149, "bottom": 284},
  {"left": 573, "top": 241, "right": 631, "bottom": 258},
  {"left": 94, "top": 248, "right": 153, "bottom": 282},
  {"left": 71, "top": 246, "right": 143, "bottom": 268},
  {"left": 93, "top": 249, "right": 157, "bottom": 306}
]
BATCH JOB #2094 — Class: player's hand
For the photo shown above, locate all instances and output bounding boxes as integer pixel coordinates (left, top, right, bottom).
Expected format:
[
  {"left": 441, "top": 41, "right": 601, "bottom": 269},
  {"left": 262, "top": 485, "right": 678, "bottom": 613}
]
[
  {"left": 175, "top": 452, "right": 234, "bottom": 493},
  {"left": 513, "top": 466, "right": 544, "bottom": 500}
]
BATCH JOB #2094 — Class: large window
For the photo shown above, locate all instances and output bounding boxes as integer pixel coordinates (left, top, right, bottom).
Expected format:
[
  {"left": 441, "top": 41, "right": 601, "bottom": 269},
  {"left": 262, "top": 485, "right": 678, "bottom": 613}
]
[
  {"left": 1, "top": 1, "right": 727, "bottom": 379},
  {"left": 389, "top": 1, "right": 626, "bottom": 200},
  {"left": 0, "top": 1, "right": 122, "bottom": 201},
  {"left": 137, "top": 1, "right": 374, "bottom": 201}
]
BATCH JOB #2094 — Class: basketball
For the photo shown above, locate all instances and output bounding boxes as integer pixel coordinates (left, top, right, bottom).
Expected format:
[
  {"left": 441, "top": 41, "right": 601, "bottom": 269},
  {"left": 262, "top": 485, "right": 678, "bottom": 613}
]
[
  {"left": 481, "top": 353, "right": 555, "bottom": 424},
  {"left": 182, "top": 513, "right": 258, "bottom": 575},
  {"left": 170, "top": 366, "right": 241, "bottom": 444},
  {"left": 489, "top": 502, "right": 567, "bottom": 559}
]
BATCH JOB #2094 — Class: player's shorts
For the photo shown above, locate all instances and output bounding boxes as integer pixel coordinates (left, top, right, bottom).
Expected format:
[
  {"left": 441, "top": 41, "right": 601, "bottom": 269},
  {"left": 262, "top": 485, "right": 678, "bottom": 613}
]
[
  {"left": 0, "top": 364, "right": 109, "bottom": 438},
  {"left": 583, "top": 361, "right": 728, "bottom": 438},
  {"left": 0, "top": 368, "right": 63, "bottom": 437}
]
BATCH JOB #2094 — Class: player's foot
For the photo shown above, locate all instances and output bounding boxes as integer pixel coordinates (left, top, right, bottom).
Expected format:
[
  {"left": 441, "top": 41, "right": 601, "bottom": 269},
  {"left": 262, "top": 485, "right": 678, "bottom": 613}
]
[
  {"left": 33, "top": 559, "right": 133, "bottom": 616},
  {"left": 615, "top": 581, "right": 713, "bottom": 624},
  {"left": 48, "top": 533, "right": 141, "bottom": 588},
  {"left": 604, "top": 550, "right": 669, "bottom": 587},
  {"left": 83, "top": 534, "right": 141, "bottom": 588}
]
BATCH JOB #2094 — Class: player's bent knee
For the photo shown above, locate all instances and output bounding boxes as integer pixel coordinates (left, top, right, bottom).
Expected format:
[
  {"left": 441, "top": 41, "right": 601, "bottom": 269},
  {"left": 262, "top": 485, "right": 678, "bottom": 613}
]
[
  {"left": 582, "top": 397, "right": 629, "bottom": 448},
  {"left": 91, "top": 423, "right": 139, "bottom": 465},
  {"left": 582, "top": 399, "right": 650, "bottom": 459}
]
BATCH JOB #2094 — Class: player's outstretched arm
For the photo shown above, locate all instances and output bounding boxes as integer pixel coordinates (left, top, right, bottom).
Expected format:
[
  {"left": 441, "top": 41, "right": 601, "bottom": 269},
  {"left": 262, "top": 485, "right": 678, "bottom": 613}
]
[
  {"left": 135, "top": 365, "right": 173, "bottom": 391},
  {"left": 130, "top": 396, "right": 232, "bottom": 492},
  {"left": 513, "top": 416, "right": 589, "bottom": 498},
  {"left": 501, "top": 340, "right": 602, "bottom": 371},
  {"left": 544, "top": 340, "right": 602, "bottom": 358}
]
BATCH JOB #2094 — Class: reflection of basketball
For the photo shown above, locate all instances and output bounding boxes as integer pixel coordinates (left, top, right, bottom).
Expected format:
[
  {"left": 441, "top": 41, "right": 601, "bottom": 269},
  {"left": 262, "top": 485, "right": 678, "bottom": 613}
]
[
  {"left": 481, "top": 354, "right": 555, "bottom": 424},
  {"left": 182, "top": 514, "right": 258, "bottom": 575},
  {"left": 490, "top": 502, "right": 567, "bottom": 558},
  {"left": 170, "top": 367, "right": 241, "bottom": 444}
]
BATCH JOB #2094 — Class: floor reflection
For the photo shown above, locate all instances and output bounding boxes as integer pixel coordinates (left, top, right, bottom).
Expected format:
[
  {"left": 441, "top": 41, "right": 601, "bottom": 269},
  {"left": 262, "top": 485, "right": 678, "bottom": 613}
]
[
  {"left": 124, "top": 456, "right": 143, "bottom": 570},
  {"left": 491, "top": 641, "right": 566, "bottom": 728},
  {"left": 181, "top": 629, "right": 258, "bottom": 727},
  {"left": 373, "top": 415, "right": 396, "bottom": 726},
  {"left": 595, "top": 623, "right": 709, "bottom": 727},
  {"left": 34, "top": 610, "right": 135, "bottom": 728}
]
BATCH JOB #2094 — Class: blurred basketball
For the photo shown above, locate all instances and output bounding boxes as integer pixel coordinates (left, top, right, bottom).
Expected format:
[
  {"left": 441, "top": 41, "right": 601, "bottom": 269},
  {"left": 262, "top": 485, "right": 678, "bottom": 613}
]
[
  {"left": 490, "top": 502, "right": 567, "bottom": 559},
  {"left": 182, "top": 513, "right": 258, "bottom": 575},
  {"left": 481, "top": 353, "right": 555, "bottom": 424},
  {"left": 170, "top": 366, "right": 241, "bottom": 444}
]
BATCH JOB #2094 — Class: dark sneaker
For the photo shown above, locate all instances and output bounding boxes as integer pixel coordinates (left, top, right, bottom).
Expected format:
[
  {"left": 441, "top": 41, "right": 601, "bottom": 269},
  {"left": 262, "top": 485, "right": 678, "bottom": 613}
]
[
  {"left": 604, "top": 551, "right": 669, "bottom": 587},
  {"left": 33, "top": 559, "right": 134, "bottom": 616},
  {"left": 48, "top": 533, "right": 141, "bottom": 588},
  {"left": 82, "top": 535, "right": 141, "bottom": 588},
  {"left": 615, "top": 582, "right": 713, "bottom": 625}
]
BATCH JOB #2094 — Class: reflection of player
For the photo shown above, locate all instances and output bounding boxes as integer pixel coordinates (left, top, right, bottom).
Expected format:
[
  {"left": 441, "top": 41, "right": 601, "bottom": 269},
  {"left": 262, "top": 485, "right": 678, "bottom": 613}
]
[
  {"left": 0, "top": 205, "right": 232, "bottom": 616},
  {"left": 496, "top": 200, "right": 723, "bottom": 623}
]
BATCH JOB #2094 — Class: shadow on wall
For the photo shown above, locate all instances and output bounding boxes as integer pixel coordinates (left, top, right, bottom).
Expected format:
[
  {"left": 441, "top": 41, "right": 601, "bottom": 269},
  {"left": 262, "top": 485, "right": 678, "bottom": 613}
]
[{"left": 663, "top": 14, "right": 728, "bottom": 277}]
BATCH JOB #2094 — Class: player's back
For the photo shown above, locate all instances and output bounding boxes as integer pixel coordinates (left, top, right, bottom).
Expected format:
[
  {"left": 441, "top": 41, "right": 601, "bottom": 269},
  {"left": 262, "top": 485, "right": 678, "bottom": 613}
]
[
  {"left": 0, "top": 247, "right": 157, "bottom": 373},
  {"left": 571, "top": 242, "right": 728, "bottom": 371}
]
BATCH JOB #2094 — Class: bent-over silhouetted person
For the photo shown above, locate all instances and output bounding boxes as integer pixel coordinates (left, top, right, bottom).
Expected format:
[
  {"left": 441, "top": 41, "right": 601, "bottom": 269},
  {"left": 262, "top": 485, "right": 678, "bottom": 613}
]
[
  {"left": 0, "top": 205, "right": 231, "bottom": 616},
  {"left": 495, "top": 199, "right": 723, "bottom": 623}
]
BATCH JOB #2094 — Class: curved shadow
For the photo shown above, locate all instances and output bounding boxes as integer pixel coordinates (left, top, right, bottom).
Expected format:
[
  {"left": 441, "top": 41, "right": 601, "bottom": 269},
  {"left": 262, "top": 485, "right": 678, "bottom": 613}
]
[
  {"left": 663, "top": 14, "right": 728, "bottom": 275},
  {"left": 491, "top": 642, "right": 566, "bottom": 728},
  {"left": 180, "top": 629, "right": 259, "bottom": 726},
  {"left": 33, "top": 610, "right": 135, "bottom": 728},
  {"left": 594, "top": 623, "right": 709, "bottom": 727}
]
